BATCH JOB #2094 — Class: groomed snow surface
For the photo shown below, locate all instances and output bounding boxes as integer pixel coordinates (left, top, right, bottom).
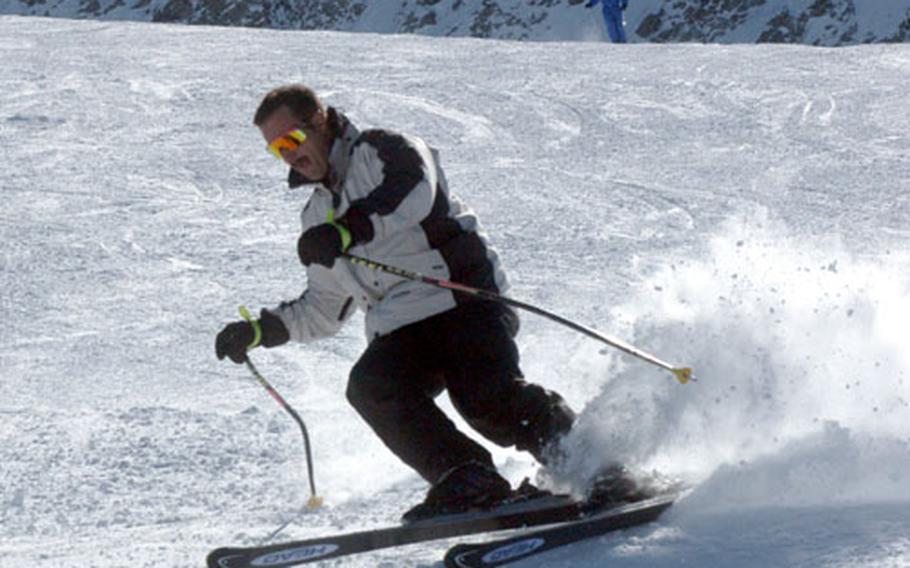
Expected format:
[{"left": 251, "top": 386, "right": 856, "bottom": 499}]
[{"left": 2, "top": 16, "right": 909, "bottom": 568}]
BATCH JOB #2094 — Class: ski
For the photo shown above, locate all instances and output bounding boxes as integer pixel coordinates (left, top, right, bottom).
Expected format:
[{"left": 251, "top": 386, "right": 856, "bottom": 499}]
[
  {"left": 207, "top": 493, "right": 593, "bottom": 568},
  {"left": 443, "top": 493, "right": 677, "bottom": 568}
]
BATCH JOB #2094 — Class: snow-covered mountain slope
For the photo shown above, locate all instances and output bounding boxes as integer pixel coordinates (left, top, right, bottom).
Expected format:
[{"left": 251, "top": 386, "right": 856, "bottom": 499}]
[
  {"left": 2, "top": 14, "right": 910, "bottom": 568},
  {"left": 1, "top": 0, "right": 909, "bottom": 45}
]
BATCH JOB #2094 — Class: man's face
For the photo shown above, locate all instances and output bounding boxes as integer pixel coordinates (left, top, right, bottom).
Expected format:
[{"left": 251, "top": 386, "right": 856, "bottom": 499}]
[{"left": 259, "top": 105, "right": 331, "bottom": 182}]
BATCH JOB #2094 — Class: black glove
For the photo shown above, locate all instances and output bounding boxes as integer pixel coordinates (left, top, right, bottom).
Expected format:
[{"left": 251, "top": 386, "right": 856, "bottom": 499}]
[
  {"left": 215, "top": 321, "right": 254, "bottom": 364},
  {"left": 215, "top": 310, "right": 290, "bottom": 364},
  {"left": 297, "top": 223, "right": 345, "bottom": 268}
]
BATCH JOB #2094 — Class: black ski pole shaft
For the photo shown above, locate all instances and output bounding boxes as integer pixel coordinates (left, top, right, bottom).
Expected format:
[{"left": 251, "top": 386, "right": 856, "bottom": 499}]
[
  {"left": 343, "top": 253, "right": 693, "bottom": 384},
  {"left": 239, "top": 307, "right": 323, "bottom": 508}
]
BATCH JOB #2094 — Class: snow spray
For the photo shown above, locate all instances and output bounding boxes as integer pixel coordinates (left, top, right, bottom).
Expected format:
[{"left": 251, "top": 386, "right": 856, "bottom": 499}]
[{"left": 563, "top": 210, "right": 910, "bottom": 509}]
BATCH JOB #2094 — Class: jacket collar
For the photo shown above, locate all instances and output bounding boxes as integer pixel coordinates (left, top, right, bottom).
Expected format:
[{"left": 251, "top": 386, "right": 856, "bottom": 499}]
[{"left": 287, "top": 108, "right": 360, "bottom": 193}]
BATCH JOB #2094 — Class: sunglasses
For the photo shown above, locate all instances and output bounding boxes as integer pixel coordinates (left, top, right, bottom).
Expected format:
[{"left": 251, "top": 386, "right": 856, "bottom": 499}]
[{"left": 267, "top": 128, "right": 307, "bottom": 160}]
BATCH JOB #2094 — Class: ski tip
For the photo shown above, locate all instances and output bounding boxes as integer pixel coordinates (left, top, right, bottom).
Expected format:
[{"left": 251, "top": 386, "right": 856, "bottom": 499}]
[
  {"left": 444, "top": 543, "right": 476, "bottom": 568},
  {"left": 206, "top": 547, "right": 241, "bottom": 568}
]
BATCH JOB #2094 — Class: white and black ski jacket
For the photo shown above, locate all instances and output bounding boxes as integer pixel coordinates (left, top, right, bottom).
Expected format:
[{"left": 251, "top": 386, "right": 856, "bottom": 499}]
[{"left": 269, "top": 110, "right": 510, "bottom": 343}]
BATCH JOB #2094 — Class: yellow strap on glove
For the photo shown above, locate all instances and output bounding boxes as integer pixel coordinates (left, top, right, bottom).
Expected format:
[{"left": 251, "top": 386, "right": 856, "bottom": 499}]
[{"left": 239, "top": 306, "right": 263, "bottom": 349}]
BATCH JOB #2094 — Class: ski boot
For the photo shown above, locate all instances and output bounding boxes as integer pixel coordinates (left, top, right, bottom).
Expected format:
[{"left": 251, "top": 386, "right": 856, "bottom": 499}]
[
  {"left": 585, "top": 464, "right": 655, "bottom": 507},
  {"left": 402, "top": 461, "right": 513, "bottom": 523}
]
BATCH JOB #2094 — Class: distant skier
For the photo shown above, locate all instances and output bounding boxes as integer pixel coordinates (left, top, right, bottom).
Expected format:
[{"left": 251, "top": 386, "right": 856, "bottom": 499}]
[
  {"left": 585, "top": 0, "right": 629, "bottom": 44},
  {"left": 212, "top": 84, "right": 644, "bottom": 520}
]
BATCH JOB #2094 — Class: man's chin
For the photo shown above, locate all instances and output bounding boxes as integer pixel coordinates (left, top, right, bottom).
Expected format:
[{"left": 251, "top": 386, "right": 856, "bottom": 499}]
[{"left": 292, "top": 166, "right": 318, "bottom": 180}]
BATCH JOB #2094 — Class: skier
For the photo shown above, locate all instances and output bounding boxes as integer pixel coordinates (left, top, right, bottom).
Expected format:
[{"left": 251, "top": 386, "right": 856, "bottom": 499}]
[
  {"left": 585, "top": 0, "right": 629, "bottom": 44},
  {"left": 214, "top": 84, "right": 582, "bottom": 520}
]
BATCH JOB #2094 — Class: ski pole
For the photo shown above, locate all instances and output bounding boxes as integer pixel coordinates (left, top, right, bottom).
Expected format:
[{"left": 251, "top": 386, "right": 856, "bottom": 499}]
[
  {"left": 342, "top": 254, "right": 693, "bottom": 385},
  {"left": 239, "top": 306, "right": 324, "bottom": 508}
]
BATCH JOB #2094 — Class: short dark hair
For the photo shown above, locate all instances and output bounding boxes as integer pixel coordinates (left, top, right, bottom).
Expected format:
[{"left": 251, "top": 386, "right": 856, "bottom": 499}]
[{"left": 253, "top": 84, "right": 324, "bottom": 126}]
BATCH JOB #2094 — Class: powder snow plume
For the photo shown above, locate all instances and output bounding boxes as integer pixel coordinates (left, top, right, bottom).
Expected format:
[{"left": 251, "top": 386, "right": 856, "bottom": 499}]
[{"left": 561, "top": 209, "right": 910, "bottom": 509}]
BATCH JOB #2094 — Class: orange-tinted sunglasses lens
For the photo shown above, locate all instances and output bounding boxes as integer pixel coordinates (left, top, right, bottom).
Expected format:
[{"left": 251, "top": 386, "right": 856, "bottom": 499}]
[{"left": 267, "top": 129, "right": 306, "bottom": 159}]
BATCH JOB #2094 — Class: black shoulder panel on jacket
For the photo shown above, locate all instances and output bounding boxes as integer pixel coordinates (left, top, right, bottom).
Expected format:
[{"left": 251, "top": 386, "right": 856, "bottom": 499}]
[{"left": 351, "top": 130, "right": 425, "bottom": 218}]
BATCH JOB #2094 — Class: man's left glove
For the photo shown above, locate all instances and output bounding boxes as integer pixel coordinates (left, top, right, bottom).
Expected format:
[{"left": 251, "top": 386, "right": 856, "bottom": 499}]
[
  {"left": 297, "top": 223, "right": 347, "bottom": 268},
  {"left": 215, "top": 310, "right": 290, "bottom": 364}
]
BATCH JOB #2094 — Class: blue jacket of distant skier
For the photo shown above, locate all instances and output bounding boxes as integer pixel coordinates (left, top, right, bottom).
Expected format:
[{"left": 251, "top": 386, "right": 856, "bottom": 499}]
[
  {"left": 586, "top": 0, "right": 628, "bottom": 43},
  {"left": 587, "top": 0, "right": 628, "bottom": 10}
]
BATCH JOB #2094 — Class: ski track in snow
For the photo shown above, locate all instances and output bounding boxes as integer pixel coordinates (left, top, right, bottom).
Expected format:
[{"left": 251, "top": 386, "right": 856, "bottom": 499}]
[{"left": 2, "top": 16, "right": 909, "bottom": 568}]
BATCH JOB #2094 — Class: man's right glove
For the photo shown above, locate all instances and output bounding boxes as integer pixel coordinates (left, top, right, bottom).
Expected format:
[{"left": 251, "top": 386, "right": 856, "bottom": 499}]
[
  {"left": 297, "top": 223, "right": 346, "bottom": 268},
  {"left": 215, "top": 309, "right": 290, "bottom": 364},
  {"left": 297, "top": 206, "right": 373, "bottom": 268}
]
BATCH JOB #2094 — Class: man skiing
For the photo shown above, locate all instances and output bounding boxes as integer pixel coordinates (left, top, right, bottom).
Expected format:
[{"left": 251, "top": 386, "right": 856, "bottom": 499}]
[
  {"left": 585, "top": 0, "right": 629, "bottom": 44},
  {"left": 214, "top": 84, "right": 581, "bottom": 520}
]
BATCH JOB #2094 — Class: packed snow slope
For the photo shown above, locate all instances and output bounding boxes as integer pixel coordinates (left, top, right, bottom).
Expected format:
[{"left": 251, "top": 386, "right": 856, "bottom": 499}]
[
  {"left": 2, "top": 0, "right": 910, "bottom": 45},
  {"left": 2, "top": 15, "right": 910, "bottom": 568}
]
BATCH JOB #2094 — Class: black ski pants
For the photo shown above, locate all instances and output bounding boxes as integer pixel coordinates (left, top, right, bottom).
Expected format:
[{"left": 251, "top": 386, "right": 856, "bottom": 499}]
[{"left": 346, "top": 301, "right": 576, "bottom": 484}]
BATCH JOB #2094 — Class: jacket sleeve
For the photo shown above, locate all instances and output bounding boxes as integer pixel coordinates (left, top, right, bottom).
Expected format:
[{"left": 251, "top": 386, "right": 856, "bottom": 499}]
[
  {"left": 268, "top": 265, "right": 355, "bottom": 343},
  {"left": 336, "top": 131, "right": 437, "bottom": 247}
]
